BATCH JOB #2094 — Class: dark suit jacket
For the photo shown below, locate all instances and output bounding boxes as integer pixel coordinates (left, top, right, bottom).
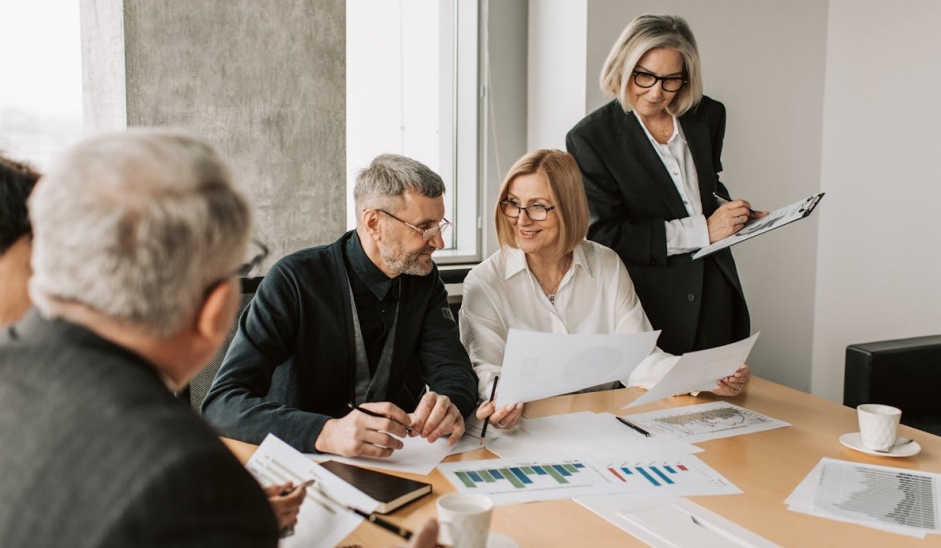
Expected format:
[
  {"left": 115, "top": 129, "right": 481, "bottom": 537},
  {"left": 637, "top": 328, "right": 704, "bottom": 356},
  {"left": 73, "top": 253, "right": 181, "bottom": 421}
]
[
  {"left": 566, "top": 96, "right": 749, "bottom": 354},
  {"left": 201, "top": 230, "right": 478, "bottom": 453},
  {"left": 0, "top": 310, "right": 278, "bottom": 548}
]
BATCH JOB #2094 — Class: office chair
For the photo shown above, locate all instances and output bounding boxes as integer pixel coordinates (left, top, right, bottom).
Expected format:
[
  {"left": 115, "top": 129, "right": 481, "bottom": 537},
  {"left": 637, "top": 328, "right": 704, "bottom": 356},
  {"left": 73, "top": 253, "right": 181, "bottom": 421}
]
[
  {"left": 178, "top": 276, "right": 263, "bottom": 411},
  {"left": 844, "top": 334, "right": 941, "bottom": 436},
  {"left": 438, "top": 266, "right": 471, "bottom": 333}
]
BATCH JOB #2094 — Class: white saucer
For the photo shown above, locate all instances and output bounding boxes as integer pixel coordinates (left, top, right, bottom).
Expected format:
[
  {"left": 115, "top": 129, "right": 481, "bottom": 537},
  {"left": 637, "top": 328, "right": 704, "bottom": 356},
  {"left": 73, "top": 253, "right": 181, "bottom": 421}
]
[
  {"left": 839, "top": 432, "right": 921, "bottom": 457},
  {"left": 488, "top": 532, "right": 520, "bottom": 548}
]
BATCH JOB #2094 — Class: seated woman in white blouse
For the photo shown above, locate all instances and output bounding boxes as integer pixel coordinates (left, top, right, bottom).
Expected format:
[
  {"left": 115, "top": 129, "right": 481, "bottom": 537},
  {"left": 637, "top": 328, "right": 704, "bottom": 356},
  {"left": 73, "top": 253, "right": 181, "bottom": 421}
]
[{"left": 462, "top": 149, "right": 749, "bottom": 429}]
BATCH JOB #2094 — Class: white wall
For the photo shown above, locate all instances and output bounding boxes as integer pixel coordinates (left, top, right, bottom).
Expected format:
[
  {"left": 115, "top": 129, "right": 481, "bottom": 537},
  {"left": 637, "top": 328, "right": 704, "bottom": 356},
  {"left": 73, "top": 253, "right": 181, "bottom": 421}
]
[{"left": 811, "top": 0, "right": 941, "bottom": 401}]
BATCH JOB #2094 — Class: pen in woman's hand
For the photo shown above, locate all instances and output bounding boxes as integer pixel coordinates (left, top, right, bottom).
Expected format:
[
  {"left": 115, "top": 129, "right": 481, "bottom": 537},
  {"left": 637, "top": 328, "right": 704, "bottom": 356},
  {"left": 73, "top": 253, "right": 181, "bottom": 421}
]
[
  {"left": 480, "top": 375, "right": 500, "bottom": 445},
  {"left": 714, "top": 191, "right": 757, "bottom": 216},
  {"left": 347, "top": 402, "right": 412, "bottom": 433}
]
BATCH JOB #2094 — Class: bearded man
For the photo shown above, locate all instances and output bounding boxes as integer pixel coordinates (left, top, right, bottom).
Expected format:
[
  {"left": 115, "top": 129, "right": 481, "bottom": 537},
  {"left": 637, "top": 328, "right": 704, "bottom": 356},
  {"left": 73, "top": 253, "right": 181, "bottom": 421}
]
[{"left": 203, "top": 154, "right": 477, "bottom": 457}]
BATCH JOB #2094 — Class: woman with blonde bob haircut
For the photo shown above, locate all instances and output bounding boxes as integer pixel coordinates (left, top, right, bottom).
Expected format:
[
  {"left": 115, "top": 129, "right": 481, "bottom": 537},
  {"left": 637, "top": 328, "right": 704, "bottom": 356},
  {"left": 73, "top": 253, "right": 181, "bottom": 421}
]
[
  {"left": 461, "top": 150, "right": 749, "bottom": 430},
  {"left": 567, "top": 15, "right": 764, "bottom": 378}
]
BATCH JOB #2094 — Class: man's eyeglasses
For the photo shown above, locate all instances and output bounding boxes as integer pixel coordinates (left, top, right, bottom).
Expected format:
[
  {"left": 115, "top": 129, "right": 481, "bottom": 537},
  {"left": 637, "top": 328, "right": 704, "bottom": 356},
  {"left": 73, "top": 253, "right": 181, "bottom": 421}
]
[
  {"left": 377, "top": 209, "right": 451, "bottom": 242},
  {"left": 499, "top": 200, "right": 556, "bottom": 221},
  {"left": 203, "top": 239, "right": 268, "bottom": 297},
  {"left": 631, "top": 70, "right": 687, "bottom": 93}
]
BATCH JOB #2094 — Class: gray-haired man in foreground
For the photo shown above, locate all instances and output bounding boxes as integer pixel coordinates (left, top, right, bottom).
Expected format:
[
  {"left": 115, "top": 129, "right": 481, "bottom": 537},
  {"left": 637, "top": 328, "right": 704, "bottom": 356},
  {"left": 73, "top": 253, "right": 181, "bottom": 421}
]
[{"left": 0, "top": 130, "right": 439, "bottom": 547}]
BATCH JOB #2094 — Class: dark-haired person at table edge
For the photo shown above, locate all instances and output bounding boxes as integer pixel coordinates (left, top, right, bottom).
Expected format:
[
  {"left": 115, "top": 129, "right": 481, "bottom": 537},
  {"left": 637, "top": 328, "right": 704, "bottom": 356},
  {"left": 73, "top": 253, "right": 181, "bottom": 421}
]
[{"left": 566, "top": 14, "right": 767, "bottom": 358}]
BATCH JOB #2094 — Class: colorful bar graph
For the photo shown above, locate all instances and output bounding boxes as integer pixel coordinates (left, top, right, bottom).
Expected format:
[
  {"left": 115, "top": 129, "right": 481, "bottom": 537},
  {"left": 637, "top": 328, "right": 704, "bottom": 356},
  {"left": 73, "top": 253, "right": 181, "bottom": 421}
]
[
  {"left": 449, "top": 461, "right": 590, "bottom": 490},
  {"left": 637, "top": 467, "right": 660, "bottom": 486}
]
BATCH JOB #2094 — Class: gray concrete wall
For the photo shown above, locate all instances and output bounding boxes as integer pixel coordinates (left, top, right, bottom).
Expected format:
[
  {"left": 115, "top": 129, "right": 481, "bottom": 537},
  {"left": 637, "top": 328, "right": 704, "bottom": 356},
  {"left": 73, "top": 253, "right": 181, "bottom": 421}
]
[{"left": 84, "top": 0, "right": 346, "bottom": 264}]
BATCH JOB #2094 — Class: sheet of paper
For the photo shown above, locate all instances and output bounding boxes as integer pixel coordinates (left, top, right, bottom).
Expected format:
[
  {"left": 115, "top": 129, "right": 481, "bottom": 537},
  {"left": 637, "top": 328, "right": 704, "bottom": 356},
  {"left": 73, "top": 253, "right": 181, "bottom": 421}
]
[
  {"left": 786, "top": 457, "right": 940, "bottom": 538},
  {"left": 576, "top": 497, "right": 783, "bottom": 548},
  {"left": 324, "top": 433, "right": 453, "bottom": 475},
  {"left": 439, "top": 453, "right": 737, "bottom": 506},
  {"left": 448, "top": 414, "right": 504, "bottom": 455},
  {"left": 490, "top": 411, "right": 702, "bottom": 459},
  {"left": 625, "top": 333, "right": 759, "bottom": 409},
  {"left": 246, "top": 434, "right": 378, "bottom": 548},
  {"left": 495, "top": 329, "right": 660, "bottom": 408},
  {"left": 623, "top": 401, "right": 790, "bottom": 443},
  {"left": 693, "top": 193, "right": 824, "bottom": 259}
]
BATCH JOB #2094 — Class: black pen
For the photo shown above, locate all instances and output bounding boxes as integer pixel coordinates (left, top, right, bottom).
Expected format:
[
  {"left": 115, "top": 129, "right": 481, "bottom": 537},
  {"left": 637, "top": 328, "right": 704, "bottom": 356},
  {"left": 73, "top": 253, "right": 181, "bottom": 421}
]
[
  {"left": 480, "top": 375, "right": 500, "bottom": 445},
  {"left": 350, "top": 507, "right": 413, "bottom": 540},
  {"left": 348, "top": 402, "right": 412, "bottom": 433},
  {"left": 616, "top": 416, "right": 651, "bottom": 437}
]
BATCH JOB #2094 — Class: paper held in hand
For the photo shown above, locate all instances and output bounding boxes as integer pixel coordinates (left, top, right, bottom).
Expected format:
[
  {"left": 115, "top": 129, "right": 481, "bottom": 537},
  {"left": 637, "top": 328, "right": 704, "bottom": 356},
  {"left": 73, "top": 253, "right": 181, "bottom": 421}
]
[
  {"left": 494, "top": 329, "right": 660, "bottom": 409},
  {"left": 693, "top": 193, "right": 824, "bottom": 259},
  {"left": 625, "top": 333, "right": 759, "bottom": 409}
]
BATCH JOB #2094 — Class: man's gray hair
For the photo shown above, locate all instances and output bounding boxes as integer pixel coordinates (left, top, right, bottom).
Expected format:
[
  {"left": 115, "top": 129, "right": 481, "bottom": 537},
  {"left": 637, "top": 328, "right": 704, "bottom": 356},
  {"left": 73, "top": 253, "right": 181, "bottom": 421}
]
[
  {"left": 353, "top": 154, "right": 445, "bottom": 221},
  {"left": 28, "top": 128, "right": 251, "bottom": 336}
]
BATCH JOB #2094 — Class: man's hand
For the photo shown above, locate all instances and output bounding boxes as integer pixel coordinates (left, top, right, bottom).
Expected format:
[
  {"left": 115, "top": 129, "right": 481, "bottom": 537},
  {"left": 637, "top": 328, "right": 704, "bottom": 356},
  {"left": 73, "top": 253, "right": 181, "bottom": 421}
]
[
  {"left": 401, "top": 519, "right": 440, "bottom": 548},
  {"left": 409, "top": 391, "right": 465, "bottom": 445},
  {"left": 263, "top": 482, "right": 306, "bottom": 532},
  {"left": 314, "top": 402, "right": 411, "bottom": 457}
]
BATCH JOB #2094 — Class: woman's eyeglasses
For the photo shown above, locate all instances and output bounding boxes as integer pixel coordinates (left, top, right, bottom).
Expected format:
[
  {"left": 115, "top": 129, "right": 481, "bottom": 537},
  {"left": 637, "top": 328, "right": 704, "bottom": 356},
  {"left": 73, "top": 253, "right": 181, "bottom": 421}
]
[{"left": 499, "top": 201, "right": 556, "bottom": 221}]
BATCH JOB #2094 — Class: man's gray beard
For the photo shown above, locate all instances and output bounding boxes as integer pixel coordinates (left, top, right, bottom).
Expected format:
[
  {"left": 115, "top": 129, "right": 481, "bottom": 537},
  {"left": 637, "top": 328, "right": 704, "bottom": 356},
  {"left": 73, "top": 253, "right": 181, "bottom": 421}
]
[{"left": 380, "top": 242, "right": 433, "bottom": 277}]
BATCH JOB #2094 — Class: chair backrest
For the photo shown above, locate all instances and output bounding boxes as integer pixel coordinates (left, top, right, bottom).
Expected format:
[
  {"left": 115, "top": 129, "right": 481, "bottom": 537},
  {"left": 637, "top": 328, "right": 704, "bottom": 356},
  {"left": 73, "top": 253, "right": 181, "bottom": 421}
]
[
  {"left": 439, "top": 266, "right": 471, "bottom": 330},
  {"left": 181, "top": 276, "right": 263, "bottom": 411},
  {"left": 844, "top": 334, "right": 941, "bottom": 435}
]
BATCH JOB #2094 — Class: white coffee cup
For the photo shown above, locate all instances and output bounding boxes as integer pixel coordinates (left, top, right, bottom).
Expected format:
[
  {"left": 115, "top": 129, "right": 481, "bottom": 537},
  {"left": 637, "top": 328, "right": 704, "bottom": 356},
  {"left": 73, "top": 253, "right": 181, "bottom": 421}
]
[
  {"left": 857, "top": 404, "right": 902, "bottom": 451},
  {"left": 436, "top": 493, "right": 493, "bottom": 548}
]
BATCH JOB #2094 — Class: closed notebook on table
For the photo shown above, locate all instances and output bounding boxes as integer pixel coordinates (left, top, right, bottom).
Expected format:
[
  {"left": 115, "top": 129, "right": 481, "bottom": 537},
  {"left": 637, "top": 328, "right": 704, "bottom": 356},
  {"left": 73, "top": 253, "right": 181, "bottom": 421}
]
[{"left": 320, "top": 460, "right": 432, "bottom": 514}]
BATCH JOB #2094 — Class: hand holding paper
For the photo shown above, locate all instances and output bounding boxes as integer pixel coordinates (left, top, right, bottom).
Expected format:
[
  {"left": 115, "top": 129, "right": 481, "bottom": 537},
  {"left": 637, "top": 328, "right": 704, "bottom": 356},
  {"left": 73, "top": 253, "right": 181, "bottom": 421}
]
[{"left": 625, "top": 333, "right": 760, "bottom": 408}]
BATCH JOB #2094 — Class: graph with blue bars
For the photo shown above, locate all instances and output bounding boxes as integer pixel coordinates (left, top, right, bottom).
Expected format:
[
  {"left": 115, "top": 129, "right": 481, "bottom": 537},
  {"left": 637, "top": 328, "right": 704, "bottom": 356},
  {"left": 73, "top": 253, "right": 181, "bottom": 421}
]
[{"left": 454, "top": 462, "right": 588, "bottom": 489}]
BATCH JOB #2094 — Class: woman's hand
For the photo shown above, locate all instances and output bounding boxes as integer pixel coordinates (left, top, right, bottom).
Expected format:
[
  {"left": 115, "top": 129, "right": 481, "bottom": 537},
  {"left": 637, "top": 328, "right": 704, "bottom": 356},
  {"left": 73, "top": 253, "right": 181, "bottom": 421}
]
[
  {"left": 264, "top": 482, "right": 307, "bottom": 534},
  {"left": 707, "top": 200, "right": 767, "bottom": 243},
  {"left": 712, "top": 365, "right": 750, "bottom": 396},
  {"left": 476, "top": 400, "right": 524, "bottom": 430}
]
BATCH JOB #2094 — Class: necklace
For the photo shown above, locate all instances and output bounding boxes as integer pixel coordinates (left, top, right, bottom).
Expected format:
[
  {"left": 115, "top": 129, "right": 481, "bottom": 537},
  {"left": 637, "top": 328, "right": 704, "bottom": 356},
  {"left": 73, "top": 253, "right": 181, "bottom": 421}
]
[{"left": 535, "top": 254, "right": 572, "bottom": 306}]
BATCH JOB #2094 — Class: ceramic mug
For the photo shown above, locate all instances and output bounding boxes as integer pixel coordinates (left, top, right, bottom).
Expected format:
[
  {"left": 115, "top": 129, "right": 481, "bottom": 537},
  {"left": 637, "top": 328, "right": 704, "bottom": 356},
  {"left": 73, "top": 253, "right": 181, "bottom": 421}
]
[
  {"left": 857, "top": 404, "right": 902, "bottom": 451},
  {"left": 436, "top": 492, "right": 493, "bottom": 548}
]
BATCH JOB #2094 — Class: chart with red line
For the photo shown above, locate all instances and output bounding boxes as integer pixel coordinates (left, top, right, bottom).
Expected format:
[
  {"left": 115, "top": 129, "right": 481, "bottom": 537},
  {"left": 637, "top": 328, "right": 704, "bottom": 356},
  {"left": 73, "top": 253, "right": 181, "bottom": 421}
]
[{"left": 624, "top": 401, "right": 790, "bottom": 443}]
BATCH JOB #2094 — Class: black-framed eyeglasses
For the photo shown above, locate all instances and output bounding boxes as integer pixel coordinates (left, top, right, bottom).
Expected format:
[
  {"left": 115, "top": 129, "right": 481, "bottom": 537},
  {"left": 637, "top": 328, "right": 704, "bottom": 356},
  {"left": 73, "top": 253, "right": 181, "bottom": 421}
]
[
  {"left": 499, "top": 200, "right": 556, "bottom": 221},
  {"left": 632, "top": 70, "right": 687, "bottom": 92},
  {"left": 203, "top": 238, "right": 269, "bottom": 296},
  {"left": 377, "top": 209, "right": 451, "bottom": 242}
]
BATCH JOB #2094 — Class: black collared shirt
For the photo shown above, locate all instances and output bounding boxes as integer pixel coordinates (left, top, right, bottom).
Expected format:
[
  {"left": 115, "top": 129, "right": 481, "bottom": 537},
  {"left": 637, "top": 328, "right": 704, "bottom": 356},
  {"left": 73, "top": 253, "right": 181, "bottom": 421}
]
[{"left": 343, "top": 233, "right": 399, "bottom": 374}]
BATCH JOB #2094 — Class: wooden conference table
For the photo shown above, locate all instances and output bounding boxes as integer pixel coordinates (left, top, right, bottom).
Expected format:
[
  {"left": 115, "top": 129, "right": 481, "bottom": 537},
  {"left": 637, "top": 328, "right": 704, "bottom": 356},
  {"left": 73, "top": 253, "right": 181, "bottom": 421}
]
[{"left": 224, "top": 378, "right": 941, "bottom": 547}]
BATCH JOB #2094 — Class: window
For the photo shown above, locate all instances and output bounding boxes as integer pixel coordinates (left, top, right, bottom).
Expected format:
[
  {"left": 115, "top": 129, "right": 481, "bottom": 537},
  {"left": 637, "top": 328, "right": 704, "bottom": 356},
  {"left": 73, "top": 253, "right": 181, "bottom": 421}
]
[
  {"left": 347, "top": 0, "right": 480, "bottom": 262},
  {"left": 0, "top": 0, "right": 83, "bottom": 169}
]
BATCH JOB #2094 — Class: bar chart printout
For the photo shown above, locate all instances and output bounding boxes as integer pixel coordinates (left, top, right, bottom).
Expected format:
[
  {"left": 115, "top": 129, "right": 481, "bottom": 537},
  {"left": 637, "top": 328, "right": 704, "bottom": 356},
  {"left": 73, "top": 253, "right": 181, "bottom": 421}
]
[
  {"left": 438, "top": 458, "right": 621, "bottom": 505},
  {"left": 625, "top": 401, "right": 790, "bottom": 443},
  {"left": 439, "top": 455, "right": 740, "bottom": 505},
  {"left": 813, "top": 460, "right": 941, "bottom": 534}
]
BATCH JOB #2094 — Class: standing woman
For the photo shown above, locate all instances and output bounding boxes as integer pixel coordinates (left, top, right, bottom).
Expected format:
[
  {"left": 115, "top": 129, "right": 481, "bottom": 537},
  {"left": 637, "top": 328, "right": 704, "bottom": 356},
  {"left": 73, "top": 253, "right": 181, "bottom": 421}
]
[{"left": 566, "top": 14, "right": 765, "bottom": 356}]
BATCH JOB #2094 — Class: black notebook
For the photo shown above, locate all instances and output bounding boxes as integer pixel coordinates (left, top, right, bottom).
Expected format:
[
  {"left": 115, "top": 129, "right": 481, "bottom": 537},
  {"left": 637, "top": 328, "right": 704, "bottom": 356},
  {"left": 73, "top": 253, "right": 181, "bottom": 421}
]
[{"left": 320, "top": 460, "right": 432, "bottom": 514}]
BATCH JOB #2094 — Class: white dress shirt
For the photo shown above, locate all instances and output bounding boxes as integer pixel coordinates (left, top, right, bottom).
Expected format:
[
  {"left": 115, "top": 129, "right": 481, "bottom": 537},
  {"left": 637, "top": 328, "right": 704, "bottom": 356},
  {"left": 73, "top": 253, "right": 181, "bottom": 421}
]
[
  {"left": 634, "top": 112, "right": 710, "bottom": 255},
  {"left": 459, "top": 240, "right": 679, "bottom": 400}
]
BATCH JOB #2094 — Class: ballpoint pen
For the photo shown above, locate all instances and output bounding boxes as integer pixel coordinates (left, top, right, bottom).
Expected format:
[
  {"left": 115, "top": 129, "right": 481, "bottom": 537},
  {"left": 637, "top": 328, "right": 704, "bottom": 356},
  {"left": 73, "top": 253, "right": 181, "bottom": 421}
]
[
  {"left": 713, "top": 191, "right": 757, "bottom": 216},
  {"left": 616, "top": 416, "right": 651, "bottom": 437},
  {"left": 480, "top": 375, "right": 500, "bottom": 445},
  {"left": 347, "top": 402, "right": 413, "bottom": 433},
  {"left": 312, "top": 481, "right": 414, "bottom": 540}
]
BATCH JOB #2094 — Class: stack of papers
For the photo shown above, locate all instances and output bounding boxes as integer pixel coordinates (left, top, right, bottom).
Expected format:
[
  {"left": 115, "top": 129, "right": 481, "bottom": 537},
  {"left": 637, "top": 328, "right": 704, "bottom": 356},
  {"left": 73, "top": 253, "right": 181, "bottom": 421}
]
[{"left": 786, "top": 457, "right": 941, "bottom": 538}]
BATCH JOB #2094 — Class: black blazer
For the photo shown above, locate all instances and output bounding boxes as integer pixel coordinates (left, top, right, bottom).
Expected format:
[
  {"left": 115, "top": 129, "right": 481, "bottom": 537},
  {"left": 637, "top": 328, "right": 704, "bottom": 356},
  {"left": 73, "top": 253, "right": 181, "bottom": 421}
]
[
  {"left": 0, "top": 311, "right": 278, "bottom": 548},
  {"left": 566, "top": 96, "right": 749, "bottom": 354}
]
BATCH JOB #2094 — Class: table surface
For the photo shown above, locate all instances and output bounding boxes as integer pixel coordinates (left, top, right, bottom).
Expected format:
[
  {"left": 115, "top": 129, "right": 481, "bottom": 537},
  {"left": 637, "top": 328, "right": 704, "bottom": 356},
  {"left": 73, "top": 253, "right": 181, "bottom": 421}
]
[{"left": 223, "top": 377, "right": 941, "bottom": 547}]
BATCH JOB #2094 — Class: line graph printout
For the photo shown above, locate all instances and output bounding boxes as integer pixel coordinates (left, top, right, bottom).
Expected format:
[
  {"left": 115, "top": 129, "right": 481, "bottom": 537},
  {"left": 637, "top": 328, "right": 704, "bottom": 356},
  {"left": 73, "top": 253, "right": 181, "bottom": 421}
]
[
  {"left": 786, "top": 458, "right": 941, "bottom": 538},
  {"left": 624, "top": 401, "right": 790, "bottom": 443}
]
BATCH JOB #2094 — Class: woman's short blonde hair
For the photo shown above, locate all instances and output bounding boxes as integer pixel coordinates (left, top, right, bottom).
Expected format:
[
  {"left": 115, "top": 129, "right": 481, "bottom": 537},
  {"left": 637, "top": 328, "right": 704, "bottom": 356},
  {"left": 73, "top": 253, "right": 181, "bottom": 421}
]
[
  {"left": 495, "top": 150, "right": 588, "bottom": 258},
  {"left": 599, "top": 14, "right": 703, "bottom": 117}
]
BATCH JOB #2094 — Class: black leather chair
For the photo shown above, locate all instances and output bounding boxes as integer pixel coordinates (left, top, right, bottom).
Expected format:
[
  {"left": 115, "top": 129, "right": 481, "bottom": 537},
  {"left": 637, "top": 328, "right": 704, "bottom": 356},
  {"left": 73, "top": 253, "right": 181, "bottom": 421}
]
[
  {"left": 178, "top": 276, "right": 263, "bottom": 411},
  {"left": 844, "top": 335, "right": 941, "bottom": 436},
  {"left": 438, "top": 266, "right": 472, "bottom": 331}
]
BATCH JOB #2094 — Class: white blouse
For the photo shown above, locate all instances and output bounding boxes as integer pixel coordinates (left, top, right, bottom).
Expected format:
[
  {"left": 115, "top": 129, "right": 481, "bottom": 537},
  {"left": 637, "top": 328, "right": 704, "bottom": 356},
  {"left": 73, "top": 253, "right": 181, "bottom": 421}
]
[{"left": 459, "top": 240, "right": 679, "bottom": 400}]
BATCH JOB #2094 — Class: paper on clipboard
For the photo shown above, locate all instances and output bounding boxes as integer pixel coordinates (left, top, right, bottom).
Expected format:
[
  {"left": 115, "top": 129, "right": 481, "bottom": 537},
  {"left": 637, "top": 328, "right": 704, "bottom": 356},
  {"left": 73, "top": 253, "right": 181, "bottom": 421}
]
[{"left": 694, "top": 193, "right": 824, "bottom": 259}]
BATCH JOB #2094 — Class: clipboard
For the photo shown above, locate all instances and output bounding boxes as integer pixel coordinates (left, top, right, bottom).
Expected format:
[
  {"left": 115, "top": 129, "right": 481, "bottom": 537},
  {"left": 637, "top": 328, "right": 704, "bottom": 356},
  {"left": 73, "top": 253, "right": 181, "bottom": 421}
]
[{"left": 693, "top": 193, "right": 824, "bottom": 259}]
